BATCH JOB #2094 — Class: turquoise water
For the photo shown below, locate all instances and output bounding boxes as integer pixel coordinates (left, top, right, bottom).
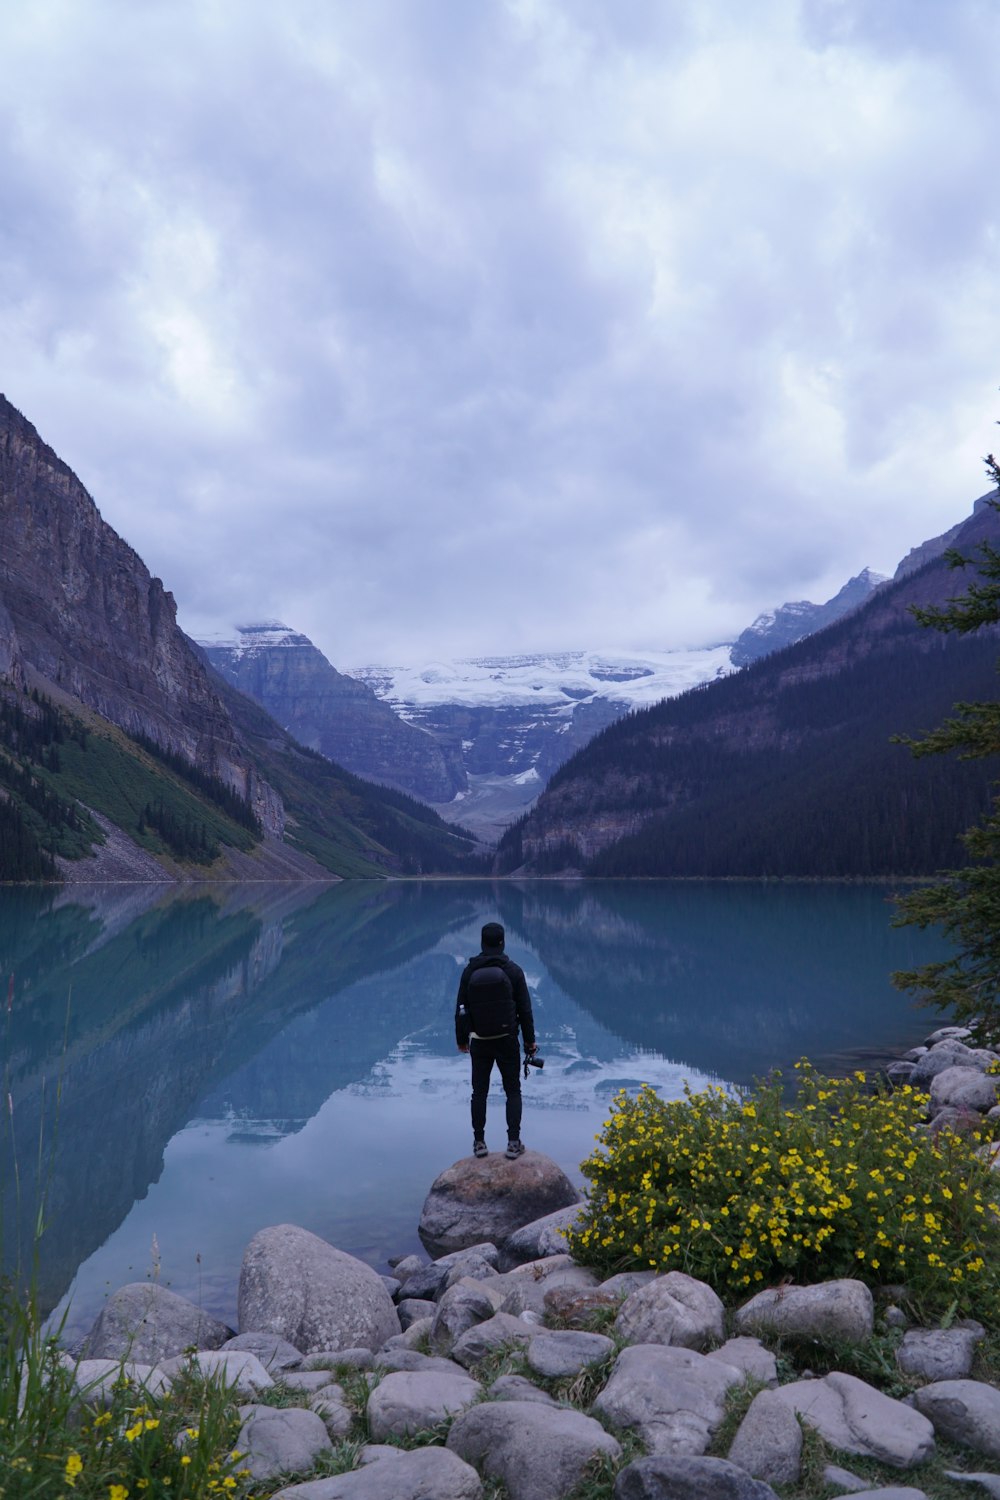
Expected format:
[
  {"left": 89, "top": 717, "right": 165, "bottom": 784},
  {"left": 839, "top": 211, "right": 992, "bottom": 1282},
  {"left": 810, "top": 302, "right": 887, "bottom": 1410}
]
[{"left": 0, "top": 878, "right": 942, "bottom": 1342}]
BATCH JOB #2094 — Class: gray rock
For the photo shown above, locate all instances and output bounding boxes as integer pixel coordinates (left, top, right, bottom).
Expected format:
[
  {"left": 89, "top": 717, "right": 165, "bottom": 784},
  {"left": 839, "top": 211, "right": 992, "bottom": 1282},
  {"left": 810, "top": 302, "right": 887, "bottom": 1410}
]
[
  {"left": 886, "top": 1061, "right": 916, "bottom": 1085},
  {"left": 613, "top": 1455, "right": 780, "bottom": 1499},
  {"left": 828, "top": 1491, "right": 928, "bottom": 1499},
  {"left": 734, "top": 1279, "right": 874, "bottom": 1344},
  {"left": 450, "top": 1312, "right": 540, "bottom": 1369},
  {"left": 443, "top": 1255, "right": 500, "bottom": 1291},
  {"left": 269, "top": 1444, "right": 483, "bottom": 1499},
  {"left": 81, "top": 1282, "right": 233, "bottom": 1364},
  {"left": 600, "top": 1270, "right": 659, "bottom": 1297},
  {"left": 489, "top": 1373, "right": 558, "bottom": 1405},
  {"left": 911, "top": 1041, "right": 992, "bottom": 1087},
  {"left": 498, "top": 1205, "right": 584, "bottom": 1269},
  {"left": 925, "top": 1026, "right": 972, "bottom": 1044},
  {"left": 69, "top": 1359, "right": 164, "bottom": 1407},
  {"left": 824, "top": 1465, "right": 870, "bottom": 1494},
  {"left": 707, "top": 1337, "right": 778, "bottom": 1387},
  {"left": 157, "top": 1349, "right": 273, "bottom": 1396},
  {"left": 239, "top": 1225, "right": 400, "bottom": 1354},
  {"left": 379, "top": 1276, "right": 400, "bottom": 1300},
  {"left": 376, "top": 1348, "right": 466, "bottom": 1374},
  {"left": 912, "top": 1378, "right": 1000, "bottom": 1458},
  {"left": 901, "top": 1047, "right": 929, "bottom": 1062},
  {"left": 303, "top": 1348, "right": 372, "bottom": 1370},
  {"left": 310, "top": 1382, "right": 353, "bottom": 1440},
  {"left": 943, "top": 1472, "right": 1000, "bottom": 1498},
  {"left": 593, "top": 1344, "right": 742, "bottom": 1455},
  {"left": 884, "top": 1307, "right": 909, "bottom": 1330},
  {"left": 543, "top": 1285, "right": 621, "bottom": 1324},
  {"left": 237, "top": 1404, "right": 332, "bottom": 1481},
  {"left": 396, "top": 1261, "right": 448, "bottom": 1302},
  {"left": 447, "top": 1399, "right": 620, "bottom": 1500},
  {"left": 431, "top": 1281, "right": 501, "bottom": 1353},
  {"left": 389, "top": 1255, "right": 426, "bottom": 1287},
  {"left": 526, "top": 1330, "right": 615, "bottom": 1378},
  {"left": 927, "top": 1107, "right": 984, "bottom": 1140},
  {"left": 770, "top": 1372, "right": 934, "bottom": 1467},
  {"left": 728, "top": 1389, "right": 803, "bottom": 1485},
  {"left": 929, "top": 1066, "right": 999, "bottom": 1114},
  {"left": 419, "top": 1152, "right": 580, "bottom": 1258},
  {"left": 398, "top": 1298, "right": 437, "bottom": 1330},
  {"left": 220, "top": 1331, "right": 303, "bottom": 1372},
  {"left": 500, "top": 1260, "right": 599, "bottom": 1318},
  {"left": 896, "top": 1328, "right": 980, "bottom": 1381},
  {"left": 366, "top": 1369, "right": 481, "bottom": 1441},
  {"left": 435, "top": 1242, "right": 501, "bottom": 1272},
  {"left": 615, "top": 1272, "right": 724, "bottom": 1351},
  {"left": 379, "top": 1316, "right": 432, "bottom": 1351},
  {"left": 283, "top": 1369, "right": 337, "bottom": 1393}
]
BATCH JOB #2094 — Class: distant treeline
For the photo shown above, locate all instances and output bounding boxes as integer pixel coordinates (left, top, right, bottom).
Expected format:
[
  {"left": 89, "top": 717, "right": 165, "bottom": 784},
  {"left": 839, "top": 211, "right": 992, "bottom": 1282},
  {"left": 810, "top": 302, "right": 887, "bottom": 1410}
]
[{"left": 0, "top": 691, "right": 91, "bottom": 879}]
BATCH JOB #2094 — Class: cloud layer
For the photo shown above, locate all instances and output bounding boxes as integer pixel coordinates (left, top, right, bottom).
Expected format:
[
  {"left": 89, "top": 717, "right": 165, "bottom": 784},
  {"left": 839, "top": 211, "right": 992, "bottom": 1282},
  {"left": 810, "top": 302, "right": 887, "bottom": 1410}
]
[{"left": 2, "top": 0, "right": 998, "bottom": 663}]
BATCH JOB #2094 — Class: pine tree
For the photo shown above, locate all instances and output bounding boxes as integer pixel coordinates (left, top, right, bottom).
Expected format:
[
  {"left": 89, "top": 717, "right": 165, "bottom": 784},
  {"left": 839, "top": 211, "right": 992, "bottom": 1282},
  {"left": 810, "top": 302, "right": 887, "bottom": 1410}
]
[{"left": 893, "top": 438, "right": 1000, "bottom": 1041}]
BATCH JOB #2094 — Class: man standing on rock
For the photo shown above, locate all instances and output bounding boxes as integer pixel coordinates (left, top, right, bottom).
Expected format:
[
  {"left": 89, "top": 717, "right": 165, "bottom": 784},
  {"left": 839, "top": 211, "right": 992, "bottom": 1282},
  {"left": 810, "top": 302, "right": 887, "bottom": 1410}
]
[{"left": 455, "top": 921, "right": 537, "bottom": 1160}]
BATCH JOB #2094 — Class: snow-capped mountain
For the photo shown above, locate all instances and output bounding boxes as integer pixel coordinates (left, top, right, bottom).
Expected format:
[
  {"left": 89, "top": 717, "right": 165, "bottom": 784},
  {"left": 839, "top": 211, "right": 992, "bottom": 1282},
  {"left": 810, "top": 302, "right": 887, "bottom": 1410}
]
[
  {"left": 729, "top": 568, "right": 888, "bottom": 668},
  {"left": 348, "top": 648, "right": 733, "bottom": 837}
]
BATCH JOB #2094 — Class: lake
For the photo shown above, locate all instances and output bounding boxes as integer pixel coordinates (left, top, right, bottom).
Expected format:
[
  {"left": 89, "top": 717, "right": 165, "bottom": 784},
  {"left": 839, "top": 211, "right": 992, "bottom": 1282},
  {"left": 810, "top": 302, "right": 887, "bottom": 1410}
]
[{"left": 0, "top": 878, "right": 943, "bottom": 1343}]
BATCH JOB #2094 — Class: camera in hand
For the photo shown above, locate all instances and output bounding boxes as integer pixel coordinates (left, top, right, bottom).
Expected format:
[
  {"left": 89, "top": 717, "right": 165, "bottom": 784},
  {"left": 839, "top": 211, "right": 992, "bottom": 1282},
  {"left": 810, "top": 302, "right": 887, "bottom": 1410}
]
[{"left": 523, "top": 1051, "right": 544, "bottom": 1077}]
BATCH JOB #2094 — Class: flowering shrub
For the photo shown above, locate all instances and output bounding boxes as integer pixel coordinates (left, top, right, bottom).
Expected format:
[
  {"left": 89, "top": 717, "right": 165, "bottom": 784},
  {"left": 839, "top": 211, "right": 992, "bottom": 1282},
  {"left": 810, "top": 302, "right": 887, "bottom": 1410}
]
[
  {"left": 566, "top": 1063, "right": 1000, "bottom": 1321},
  {"left": 0, "top": 1306, "right": 252, "bottom": 1500}
]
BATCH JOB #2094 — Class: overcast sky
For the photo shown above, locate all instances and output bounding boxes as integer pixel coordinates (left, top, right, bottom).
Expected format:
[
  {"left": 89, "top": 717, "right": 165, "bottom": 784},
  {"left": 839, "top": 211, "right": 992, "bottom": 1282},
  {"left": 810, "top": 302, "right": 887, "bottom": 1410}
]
[{"left": 2, "top": 0, "right": 999, "bottom": 665}]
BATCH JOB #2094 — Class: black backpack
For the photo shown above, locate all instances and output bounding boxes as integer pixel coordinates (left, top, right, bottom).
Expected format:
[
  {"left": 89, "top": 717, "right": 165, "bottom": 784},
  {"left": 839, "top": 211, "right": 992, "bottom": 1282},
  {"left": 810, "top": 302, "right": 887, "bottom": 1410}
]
[{"left": 466, "top": 961, "right": 516, "bottom": 1037}]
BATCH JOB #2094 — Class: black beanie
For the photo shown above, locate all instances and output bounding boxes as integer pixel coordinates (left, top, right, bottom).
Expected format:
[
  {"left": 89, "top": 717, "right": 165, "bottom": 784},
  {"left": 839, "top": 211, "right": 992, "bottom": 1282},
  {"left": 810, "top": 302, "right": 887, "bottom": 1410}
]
[{"left": 481, "top": 922, "right": 505, "bottom": 950}]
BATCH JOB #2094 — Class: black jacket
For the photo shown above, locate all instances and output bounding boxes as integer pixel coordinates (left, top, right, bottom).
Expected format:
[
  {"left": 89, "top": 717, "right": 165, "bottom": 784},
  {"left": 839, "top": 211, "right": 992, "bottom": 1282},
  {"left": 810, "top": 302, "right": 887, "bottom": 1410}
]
[{"left": 455, "top": 951, "right": 535, "bottom": 1049}]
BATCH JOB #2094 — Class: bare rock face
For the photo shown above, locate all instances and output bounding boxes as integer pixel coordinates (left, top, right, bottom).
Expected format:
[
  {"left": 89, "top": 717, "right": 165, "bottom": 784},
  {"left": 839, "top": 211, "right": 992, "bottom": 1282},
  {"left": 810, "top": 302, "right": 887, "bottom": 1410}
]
[
  {"left": 0, "top": 394, "right": 281, "bottom": 832},
  {"left": 238, "top": 1224, "right": 400, "bottom": 1354},
  {"left": 419, "top": 1151, "right": 580, "bottom": 1258}
]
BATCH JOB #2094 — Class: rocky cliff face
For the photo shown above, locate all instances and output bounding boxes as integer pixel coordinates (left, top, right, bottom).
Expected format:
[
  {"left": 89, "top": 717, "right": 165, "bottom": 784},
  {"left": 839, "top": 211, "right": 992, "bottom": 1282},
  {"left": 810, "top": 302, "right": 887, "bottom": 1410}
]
[
  {"left": 730, "top": 567, "right": 887, "bottom": 667},
  {"left": 199, "top": 624, "right": 466, "bottom": 803},
  {"left": 0, "top": 394, "right": 281, "bottom": 833}
]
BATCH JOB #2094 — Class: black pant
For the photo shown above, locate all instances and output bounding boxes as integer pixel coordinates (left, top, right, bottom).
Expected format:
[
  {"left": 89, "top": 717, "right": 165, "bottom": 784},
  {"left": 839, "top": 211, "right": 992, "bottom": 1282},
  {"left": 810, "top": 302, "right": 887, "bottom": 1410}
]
[{"left": 470, "top": 1034, "right": 521, "bottom": 1139}]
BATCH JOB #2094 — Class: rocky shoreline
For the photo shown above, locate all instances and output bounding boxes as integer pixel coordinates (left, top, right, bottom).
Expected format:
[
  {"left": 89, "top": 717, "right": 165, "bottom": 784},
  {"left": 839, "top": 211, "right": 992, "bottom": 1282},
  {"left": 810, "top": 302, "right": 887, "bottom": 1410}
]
[{"left": 62, "top": 1027, "right": 1000, "bottom": 1500}]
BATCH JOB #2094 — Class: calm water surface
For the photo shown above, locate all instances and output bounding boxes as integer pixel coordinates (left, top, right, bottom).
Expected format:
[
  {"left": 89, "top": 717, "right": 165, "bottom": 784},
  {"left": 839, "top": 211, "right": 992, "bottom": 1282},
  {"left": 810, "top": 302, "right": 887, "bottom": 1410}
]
[{"left": 0, "top": 878, "right": 943, "bottom": 1341}]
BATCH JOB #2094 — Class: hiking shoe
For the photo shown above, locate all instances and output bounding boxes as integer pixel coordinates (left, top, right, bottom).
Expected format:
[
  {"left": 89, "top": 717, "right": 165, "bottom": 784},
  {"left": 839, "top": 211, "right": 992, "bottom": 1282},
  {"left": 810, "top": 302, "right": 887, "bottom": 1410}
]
[
  {"left": 505, "top": 1139, "right": 525, "bottom": 1159},
  {"left": 473, "top": 1139, "right": 488, "bottom": 1158}
]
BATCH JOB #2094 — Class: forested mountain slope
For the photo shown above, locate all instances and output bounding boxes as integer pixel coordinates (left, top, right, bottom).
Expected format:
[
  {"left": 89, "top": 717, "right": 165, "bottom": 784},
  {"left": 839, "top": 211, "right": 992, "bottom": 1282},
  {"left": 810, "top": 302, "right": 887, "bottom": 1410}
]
[{"left": 498, "top": 494, "right": 1000, "bottom": 878}]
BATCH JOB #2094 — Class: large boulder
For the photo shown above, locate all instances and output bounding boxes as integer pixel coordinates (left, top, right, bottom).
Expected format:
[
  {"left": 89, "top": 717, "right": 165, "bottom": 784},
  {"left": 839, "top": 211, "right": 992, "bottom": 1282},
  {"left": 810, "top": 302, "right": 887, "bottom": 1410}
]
[
  {"left": 613, "top": 1455, "right": 781, "bottom": 1499},
  {"left": 913, "top": 1379, "right": 1000, "bottom": 1458},
  {"left": 592, "top": 1345, "right": 743, "bottom": 1456},
  {"left": 238, "top": 1225, "right": 399, "bottom": 1354},
  {"left": 498, "top": 1205, "right": 584, "bottom": 1268},
  {"left": 615, "top": 1273, "right": 724, "bottom": 1351},
  {"left": 366, "top": 1370, "right": 482, "bottom": 1441},
  {"left": 269, "top": 1445, "right": 484, "bottom": 1499},
  {"left": 733, "top": 1280, "right": 873, "bottom": 1344},
  {"left": 447, "top": 1399, "right": 621, "bottom": 1500},
  {"left": 770, "top": 1372, "right": 934, "bottom": 1468},
  {"left": 727, "top": 1390, "right": 803, "bottom": 1486},
  {"left": 82, "top": 1282, "right": 233, "bottom": 1363},
  {"left": 896, "top": 1328, "right": 981, "bottom": 1382},
  {"left": 419, "top": 1152, "right": 579, "bottom": 1257},
  {"left": 929, "top": 1067, "right": 999, "bottom": 1115},
  {"left": 236, "top": 1405, "right": 332, "bottom": 1482}
]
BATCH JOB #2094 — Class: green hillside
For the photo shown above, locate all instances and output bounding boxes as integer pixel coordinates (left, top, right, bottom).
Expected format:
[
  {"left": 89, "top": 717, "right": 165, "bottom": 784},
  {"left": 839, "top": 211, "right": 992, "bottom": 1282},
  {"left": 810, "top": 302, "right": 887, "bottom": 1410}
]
[
  {"left": 0, "top": 685, "right": 260, "bottom": 880},
  {"left": 214, "top": 670, "right": 482, "bottom": 877}
]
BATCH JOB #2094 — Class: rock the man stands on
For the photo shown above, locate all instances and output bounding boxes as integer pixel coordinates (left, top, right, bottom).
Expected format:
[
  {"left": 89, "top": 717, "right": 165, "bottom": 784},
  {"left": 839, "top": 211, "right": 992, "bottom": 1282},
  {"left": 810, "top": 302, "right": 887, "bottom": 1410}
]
[{"left": 455, "top": 921, "right": 537, "bottom": 1160}]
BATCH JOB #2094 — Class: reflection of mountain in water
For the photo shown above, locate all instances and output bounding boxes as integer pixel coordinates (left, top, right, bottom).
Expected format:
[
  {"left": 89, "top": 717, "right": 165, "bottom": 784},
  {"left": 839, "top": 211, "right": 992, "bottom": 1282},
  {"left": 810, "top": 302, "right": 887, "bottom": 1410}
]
[
  {"left": 1, "top": 882, "right": 481, "bottom": 1311},
  {"left": 1, "top": 877, "right": 938, "bottom": 1316},
  {"left": 497, "top": 882, "right": 940, "bottom": 1086}
]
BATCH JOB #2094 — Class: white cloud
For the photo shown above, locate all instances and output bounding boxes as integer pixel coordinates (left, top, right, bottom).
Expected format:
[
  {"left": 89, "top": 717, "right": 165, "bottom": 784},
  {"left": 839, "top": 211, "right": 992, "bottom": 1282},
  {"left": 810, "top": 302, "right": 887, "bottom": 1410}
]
[{"left": 1, "top": 0, "right": 998, "bottom": 663}]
